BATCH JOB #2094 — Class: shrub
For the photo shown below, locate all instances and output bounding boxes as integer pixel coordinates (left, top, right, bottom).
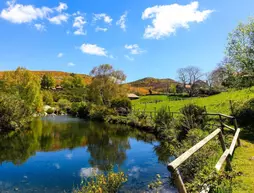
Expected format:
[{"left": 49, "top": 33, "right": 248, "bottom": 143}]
[
  {"left": 155, "top": 107, "right": 173, "bottom": 132},
  {"left": 111, "top": 98, "right": 132, "bottom": 116},
  {"left": 178, "top": 104, "right": 207, "bottom": 139},
  {"left": 46, "top": 108, "right": 54, "bottom": 114},
  {"left": 235, "top": 98, "right": 254, "bottom": 133},
  {"left": 71, "top": 102, "right": 89, "bottom": 118},
  {"left": 57, "top": 99, "right": 71, "bottom": 112},
  {"left": 42, "top": 90, "right": 54, "bottom": 105},
  {"left": 0, "top": 93, "right": 32, "bottom": 131},
  {"left": 73, "top": 171, "right": 127, "bottom": 193},
  {"left": 88, "top": 104, "right": 116, "bottom": 121}
]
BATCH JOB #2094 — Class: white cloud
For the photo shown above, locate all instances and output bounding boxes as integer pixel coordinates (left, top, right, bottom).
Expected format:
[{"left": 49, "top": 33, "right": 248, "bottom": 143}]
[
  {"left": 48, "top": 13, "right": 68, "bottom": 25},
  {"left": 73, "top": 16, "right": 86, "bottom": 35},
  {"left": 0, "top": 0, "right": 52, "bottom": 24},
  {"left": 95, "top": 27, "right": 108, "bottom": 32},
  {"left": 54, "top": 163, "right": 60, "bottom": 169},
  {"left": 68, "top": 62, "right": 75, "bottom": 66},
  {"left": 93, "top": 13, "right": 112, "bottom": 24},
  {"left": 80, "top": 43, "right": 107, "bottom": 57},
  {"left": 57, "top": 53, "right": 63, "bottom": 58},
  {"left": 125, "top": 55, "right": 134, "bottom": 61},
  {"left": 34, "top": 23, "right": 46, "bottom": 31},
  {"left": 116, "top": 11, "right": 128, "bottom": 31},
  {"left": 56, "top": 2, "right": 68, "bottom": 12},
  {"left": 65, "top": 153, "right": 73, "bottom": 160},
  {"left": 80, "top": 168, "right": 99, "bottom": 178},
  {"left": 125, "top": 44, "right": 145, "bottom": 55},
  {"left": 142, "top": 1, "right": 213, "bottom": 39}
]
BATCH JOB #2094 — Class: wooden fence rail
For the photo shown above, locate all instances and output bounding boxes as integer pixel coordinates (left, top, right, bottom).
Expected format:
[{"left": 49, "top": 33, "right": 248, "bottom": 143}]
[{"left": 167, "top": 113, "right": 241, "bottom": 193}]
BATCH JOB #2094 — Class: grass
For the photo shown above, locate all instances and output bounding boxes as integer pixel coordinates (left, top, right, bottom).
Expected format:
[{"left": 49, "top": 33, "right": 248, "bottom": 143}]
[
  {"left": 132, "top": 87, "right": 254, "bottom": 114},
  {"left": 232, "top": 138, "right": 254, "bottom": 193}
]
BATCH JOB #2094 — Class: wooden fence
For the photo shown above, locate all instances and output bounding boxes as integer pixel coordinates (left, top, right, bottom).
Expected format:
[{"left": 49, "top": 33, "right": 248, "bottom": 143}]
[{"left": 167, "top": 113, "right": 241, "bottom": 193}]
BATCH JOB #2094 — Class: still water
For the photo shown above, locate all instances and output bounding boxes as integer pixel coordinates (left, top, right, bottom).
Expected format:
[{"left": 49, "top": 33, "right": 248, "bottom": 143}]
[{"left": 0, "top": 116, "right": 173, "bottom": 193}]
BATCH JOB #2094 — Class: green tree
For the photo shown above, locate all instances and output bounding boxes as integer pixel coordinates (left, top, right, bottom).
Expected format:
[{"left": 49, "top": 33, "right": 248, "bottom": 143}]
[
  {"left": 42, "top": 90, "right": 54, "bottom": 105},
  {"left": 61, "top": 74, "right": 85, "bottom": 89},
  {"left": 2, "top": 67, "right": 43, "bottom": 112},
  {"left": 87, "top": 64, "right": 127, "bottom": 106},
  {"left": 41, "top": 74, "right": 55, "bottom": 89}
]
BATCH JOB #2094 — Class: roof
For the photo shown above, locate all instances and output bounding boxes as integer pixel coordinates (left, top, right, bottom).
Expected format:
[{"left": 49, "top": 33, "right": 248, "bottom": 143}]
[{"left": 127, "top": 93, "right": 139, "bottom": 98}]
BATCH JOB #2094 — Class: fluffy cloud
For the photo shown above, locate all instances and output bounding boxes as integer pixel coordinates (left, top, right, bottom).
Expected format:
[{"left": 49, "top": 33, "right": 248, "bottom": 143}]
[
  {"left": 56, "top": 2, "right": 68, "bottom": 12},
  {"left": 93, "top": 13, "right": 112, "bottom": 24},
  {"left": 125, "top": 44, "right": 145, "bottom": 55},
  {"left": 48, "top": 13, "right": 68, "bottom": 25},
  {"left": 68, "top": 62, "right": 75, "bottom": 66},
  {"left": 0, "top": 0, "right": 52, "bottom": 23},
  {"left": 73, "top": 16, "right": 86, "bottom": 35},
  {"left": 34, "top": 23, "right": 46, "bottom": 31},
  {"left": 95, "top": 27, "right": 108, "bottom": 32},
  {"left": 142, "top": 1, "right": 213, "bottom": 39},
  {"left": 0, "top": 1, "right": 69, "bottom": 26},
  {"left": 116, "top": 11, "right": 128, "bottom": 31},
  {"left": 80, "top": 43, "right": 107, "bottom": 57},
  {"left": 125, "top": 55, "right": 134, "bottom": 61},
  {"left": 57, "top": 53, "right": 63, "bottom": 58},
  {"left": 80, "top": 168, "right": 99, "bottom": 178}
]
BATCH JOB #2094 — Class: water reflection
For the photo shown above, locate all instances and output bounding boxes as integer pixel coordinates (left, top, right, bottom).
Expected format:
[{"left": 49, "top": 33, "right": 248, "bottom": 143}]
[{"left": 0, "top": 116, "right": 157, "bottom": 169}]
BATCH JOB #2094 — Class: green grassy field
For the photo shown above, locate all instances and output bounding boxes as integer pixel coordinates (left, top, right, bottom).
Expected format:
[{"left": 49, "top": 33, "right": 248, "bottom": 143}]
[{"left": 132, "top": 87, "right": 254, "bottom": 115}]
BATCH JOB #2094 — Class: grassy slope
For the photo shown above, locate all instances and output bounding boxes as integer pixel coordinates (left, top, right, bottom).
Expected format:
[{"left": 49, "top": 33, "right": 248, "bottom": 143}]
[
  {"left": 232, "top": 139, "right": 254, "bottom": 193},
  {"left": 132, "top": 88, "right": 254, "bottom": 192},
  {"left": 132, "top": 87, "right": 254, "bottom": 114}
]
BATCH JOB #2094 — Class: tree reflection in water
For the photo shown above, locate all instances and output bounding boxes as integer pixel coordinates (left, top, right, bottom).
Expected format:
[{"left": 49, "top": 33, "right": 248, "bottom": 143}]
[{"left": 0, "top": 116, "right": 158, "bottom": 171}]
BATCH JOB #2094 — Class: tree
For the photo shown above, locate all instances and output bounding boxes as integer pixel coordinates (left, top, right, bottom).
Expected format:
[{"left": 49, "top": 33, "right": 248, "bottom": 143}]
[
  {"left": 226, "top": 18, "right": 254, "bottom": 75},
  {"left": 2, "top": 67, "right": 43, "bottom": 112},
  {"left": 87, "top": 64, "right": 127, "bottom": 106},
  {"left": 61, "top": 74, "right": 85, "bottom": 89},
  {"left": 177, "top": 66, "right": 203, "bottom": 96},
  {"left": 41, "top": 74, "right": 55, "bottom": 89}
]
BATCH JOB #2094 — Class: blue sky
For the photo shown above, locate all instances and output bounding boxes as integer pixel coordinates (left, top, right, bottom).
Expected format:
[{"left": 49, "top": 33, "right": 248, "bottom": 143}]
[{"left": 0, "top": 0, "right": 253, "bottom": 82}]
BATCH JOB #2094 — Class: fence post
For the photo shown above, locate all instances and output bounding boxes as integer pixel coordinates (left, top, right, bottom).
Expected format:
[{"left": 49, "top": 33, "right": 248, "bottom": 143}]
[
  {"left": 218, "top": 131, "right": 232, "bottom": 171},
  {"left": 219, "top": 114, "right": 225, "bottom": 134},
  {"left": 168, "top": 167, "right": 187, "bottom": 193},
  {"left": 233, "top": 118, "right": 241, "bottom": 147}
]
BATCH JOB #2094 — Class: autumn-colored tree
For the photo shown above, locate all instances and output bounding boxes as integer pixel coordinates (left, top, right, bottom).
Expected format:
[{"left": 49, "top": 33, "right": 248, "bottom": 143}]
[
  {"left": 87, "top": 64, "right": 127, "bottom": 106},
  {"left": 41, "top": 74, "right": 55, "bottom": 89},
  {"left": 2, "top": 67, "right": 43, "bottom": 112}
]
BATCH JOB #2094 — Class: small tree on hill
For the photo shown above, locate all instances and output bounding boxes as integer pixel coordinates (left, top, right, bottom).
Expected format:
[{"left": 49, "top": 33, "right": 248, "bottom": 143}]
[{"left": 41, "top": 74, "right": 55, "bottom": 89}]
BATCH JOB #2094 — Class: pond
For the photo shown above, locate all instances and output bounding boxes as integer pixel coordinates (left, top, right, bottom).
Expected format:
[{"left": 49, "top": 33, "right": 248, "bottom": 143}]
[{"left": 0, "top": 116, "right": 174, "bottom": 193}]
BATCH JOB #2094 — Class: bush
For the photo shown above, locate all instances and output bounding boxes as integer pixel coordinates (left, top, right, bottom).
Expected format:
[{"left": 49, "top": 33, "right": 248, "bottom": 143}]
[
  {"left": 111, "top": 98, "right": 132, "bottom": 115},
  {"left": 42, "top": 90, "right": 54, "bottom": 105},
  {"left": 73, "top": 171, "right": 127, "bottom": 193},
  {"left": 155, "top": 107, "right": 174, "bottom": 131},
  {"left": 235, "top": 98, "right": 254, "bottom": 133},
  {"left": 57, "top": 99, "right": 71, "bottom": 112},
  {"left": 0, "top": 93, "right": 32, "bottom": 131},
  {"left": 46, "top": 108, "right": 54, "bottom": 114},
  {"left": 88, "top": 104, "right": 116, "bottom": 121},
  {"left": 71, "top": 102, "right": 89, "bottom": 118},
  {"left": 179, "top": 104, "right": 207, "bottom": 139}
]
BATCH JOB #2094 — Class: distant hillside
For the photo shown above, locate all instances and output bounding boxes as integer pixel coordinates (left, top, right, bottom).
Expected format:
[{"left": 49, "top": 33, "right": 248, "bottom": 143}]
[
  {"left": 128, "top": 77, "right": 178, "bottom": 94},
  {"left": 0, "top": 71, "right": 92, "bottom": 85}
]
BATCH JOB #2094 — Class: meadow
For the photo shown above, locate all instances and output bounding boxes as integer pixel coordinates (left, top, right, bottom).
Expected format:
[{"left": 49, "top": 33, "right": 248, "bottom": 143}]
[{"left": 132, "top": 87, "right": 254, "bottom": 115}]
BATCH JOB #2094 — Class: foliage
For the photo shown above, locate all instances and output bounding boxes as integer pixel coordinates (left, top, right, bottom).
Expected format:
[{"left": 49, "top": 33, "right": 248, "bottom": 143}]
[
  {"left": 71, "top": 102, "right": 89, "bottom": 118},
  {"left": 87, "top": 64, "right": 127, "bottom": 107},
  {"left": 234, "top": 98, "right": 254, "bottom": 133},
  {"left": 62, "top": 74, "right": 85, "bottom": 89},
  {"left": 111, "top": 97, "right": 132, "bottom": 115},
  {"left": 57, "top": 99, "right": 71, "bottom": 112},
  {"left": 73, "top": 170, "right": 127, "bottom": 193},
  {"left": 154, "top": 107, "right": 174, "bottom": 132},
  {"left": 88, "top": 104, "right": 116, "bottom": 121},
  {"left": 46, "top": 108, "right": 54, "bottom": 114},
  {"left": 0, "top": 93, "right": 32, "bottom": 131},
  {"left": 42, "top": 90, "right": 54, "bottom": 105},
  {"left": 148, "top": 174, "right": 162, "bottom": 190},
  {"left": 179, "top": 104, "right": 207, "bottom": 135},
  {"left": 41, "top": 74, "right": 55, "bottom": 89},
  {"left": 52, "top": 88, "right": 86, "bottom": 102},
  {"left": 1, "top": 67, "right": 43, "bottom": 112}
]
